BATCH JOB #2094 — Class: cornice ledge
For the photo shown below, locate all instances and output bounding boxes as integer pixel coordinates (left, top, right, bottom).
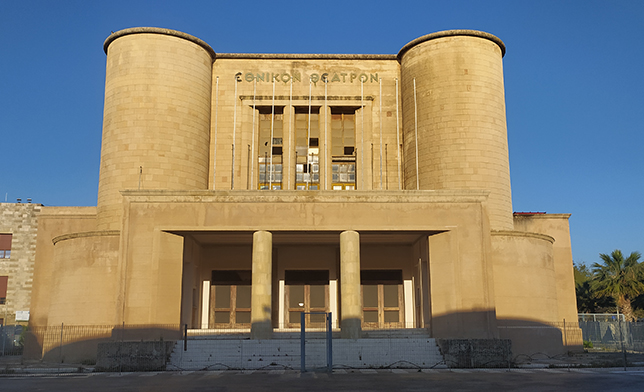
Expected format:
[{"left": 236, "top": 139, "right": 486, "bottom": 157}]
[{"left": 53, "top": 230, "right": 120, "bottom": 245}]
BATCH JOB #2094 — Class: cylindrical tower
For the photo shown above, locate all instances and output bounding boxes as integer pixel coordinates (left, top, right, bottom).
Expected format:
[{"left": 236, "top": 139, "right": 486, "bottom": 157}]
[
  {"left": 98, "top": 28, "right": 216, "bottom": 230},
  {"left": 398, "top": 30, "right": 513, "bottom": 230}
]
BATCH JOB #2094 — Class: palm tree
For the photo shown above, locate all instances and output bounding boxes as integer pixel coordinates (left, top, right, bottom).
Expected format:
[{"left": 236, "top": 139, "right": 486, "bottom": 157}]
[{"left": 591, "top": 250, "right": 643, "bottom": 321}]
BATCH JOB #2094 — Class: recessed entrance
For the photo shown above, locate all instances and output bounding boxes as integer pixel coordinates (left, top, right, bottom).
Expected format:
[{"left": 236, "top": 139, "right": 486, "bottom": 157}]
[{"left": 285, "top": 270, "right": 329, "bottom": 328}]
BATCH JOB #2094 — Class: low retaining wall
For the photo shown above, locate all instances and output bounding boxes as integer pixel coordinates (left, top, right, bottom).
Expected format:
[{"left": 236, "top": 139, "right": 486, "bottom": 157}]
[
  {"left": 96, "top": 341, "right": 175, "bottom": 371},
  {"left": 436, "top": 339, "right": 512, "bottom": 368}
]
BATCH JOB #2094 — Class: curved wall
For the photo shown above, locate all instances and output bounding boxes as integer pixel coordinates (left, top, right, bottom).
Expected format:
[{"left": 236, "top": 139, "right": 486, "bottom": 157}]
[
  {"left": 399, "top": 31, "right": 513, "bottom": 230},
  {"left": 97, "top": 28, "right": 215, "bottom": 230},
  {"left": 48, "top": 233, "right": 120, "bottom": 325},
  {"left": 490, "top": 231, "right": 558, "bottom": 322}
]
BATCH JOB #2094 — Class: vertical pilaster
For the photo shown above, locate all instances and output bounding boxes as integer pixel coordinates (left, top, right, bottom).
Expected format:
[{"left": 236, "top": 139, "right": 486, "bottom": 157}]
[
  {"left": 340, "top": 230, "right": 361, "bottom": 339},
  {"left": 251, "top": 230, "right": 272, "bottom": 339}
]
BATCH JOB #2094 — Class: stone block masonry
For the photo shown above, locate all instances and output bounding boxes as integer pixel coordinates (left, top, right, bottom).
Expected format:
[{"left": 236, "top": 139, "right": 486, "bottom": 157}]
[{"left": 0, "top": 203, "right": 41, "bottom": 325}]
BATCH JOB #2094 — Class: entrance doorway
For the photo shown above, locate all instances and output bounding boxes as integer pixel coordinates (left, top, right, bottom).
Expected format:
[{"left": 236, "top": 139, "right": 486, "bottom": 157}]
[
  {"left": 361, "top": 270, "right": 404, "bottom": 329},
  {"left": 210, "top": 270, "right": 251, "bottom": 329},
  {"left": 285, "top": 270, "right": 329, "bottom": 328}
]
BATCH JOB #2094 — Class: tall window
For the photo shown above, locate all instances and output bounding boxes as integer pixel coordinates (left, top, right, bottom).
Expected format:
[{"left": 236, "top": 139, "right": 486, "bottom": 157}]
[
  {"left": 294, "top": 107, "right": 320, "bottom": 190},
  {"left": 257, "top": 107, "right": 284, "bottom": 190},
  {"left": 0, "top": 234, "right": 11, "bottom": 259},
  {"left": 331, "top": 108, "right": 356, "bottom": 190},
  {"left": 0, "top": 276, "right": 7, "bottom": 305}
]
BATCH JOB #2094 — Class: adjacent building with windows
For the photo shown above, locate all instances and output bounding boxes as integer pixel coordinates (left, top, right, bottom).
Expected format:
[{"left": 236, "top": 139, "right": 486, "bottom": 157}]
[
  {"left": 0, "top": 202, "right": 41, "bottom": 326},
  {"left": 28, "top": 27, "right": 581, "bottom": 361}
]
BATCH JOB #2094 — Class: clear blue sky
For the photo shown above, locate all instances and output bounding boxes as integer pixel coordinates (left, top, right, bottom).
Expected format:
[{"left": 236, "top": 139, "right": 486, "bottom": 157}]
[{"left": 1, "top": 0, "right": 642, "bottom": 266}]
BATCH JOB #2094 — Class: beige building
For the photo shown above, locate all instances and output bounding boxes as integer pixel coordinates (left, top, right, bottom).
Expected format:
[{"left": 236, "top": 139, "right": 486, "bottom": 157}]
[
  {"left": 28, "top": 27, "right": 580, "bottom": 361},
  {"left": 0, "top": 202, "right": 41, "bottom": 326}
]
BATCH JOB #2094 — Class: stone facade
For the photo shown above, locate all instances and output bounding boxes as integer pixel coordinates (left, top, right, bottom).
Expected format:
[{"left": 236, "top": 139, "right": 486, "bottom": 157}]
[
  {"left": 0, "top": 202, "right": 41, "bottom": 325},
  {"left": 27, "top": 27, "right": 581, "bottom": 363}
]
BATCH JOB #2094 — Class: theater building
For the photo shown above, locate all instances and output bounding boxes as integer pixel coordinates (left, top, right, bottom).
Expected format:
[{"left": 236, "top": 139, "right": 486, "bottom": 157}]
[{"left": 28, "top": 27, "right": 580, "bottom": 361}]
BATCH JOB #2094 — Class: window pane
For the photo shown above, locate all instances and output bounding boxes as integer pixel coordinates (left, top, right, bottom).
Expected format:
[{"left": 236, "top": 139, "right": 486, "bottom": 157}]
[
  {"left": 363, "top": 285, "right": 378, "bottom": 308},
  {"left": 310, "top": 313, "right": 325, "bottom": 324},
  {"left": 236, "top": 311, "right": 251, "bottom": 324},
  {"left": 214, "top": 285, "right": 231, "bottom": 308},
  {"left": 364, "top": 310, "right": 378, "bottom": 323},
  {"left": 384, "top": 285, "right": 399, "bottom": 308},
  {"left": 310, "top": 285, "right": 325, "bottom": 308},
  {"left": 289, "top": 311, "right": 302, "bottom": 324},
  {"left": 289, "top": 285, "right": 304, "bottom": 308},
  {"left": 384, "top": 310, "right": 399, "bottom": 323},
  {"left": 237, "top": 285, "right": 251, "bottom": 308},
  {"left": 215, "top": 311, "right": 230, "bottom": 324}
]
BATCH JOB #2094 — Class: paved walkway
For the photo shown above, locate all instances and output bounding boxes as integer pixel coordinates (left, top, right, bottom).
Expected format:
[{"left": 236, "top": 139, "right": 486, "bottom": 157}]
[{"left": 2, "top": 367, "right": 644, "bottom": 392}]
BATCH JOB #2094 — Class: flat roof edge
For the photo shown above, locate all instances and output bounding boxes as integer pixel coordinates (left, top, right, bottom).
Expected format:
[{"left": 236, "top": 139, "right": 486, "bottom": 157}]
[
  {"left": 398, "top": 29, "right": 506, "bottom": 60},
  {"left": 217, "top": 53, "right": 398, "bottom": 60},
  {"left": 104, "top": 27, "right": 216, "bottom": 61}
]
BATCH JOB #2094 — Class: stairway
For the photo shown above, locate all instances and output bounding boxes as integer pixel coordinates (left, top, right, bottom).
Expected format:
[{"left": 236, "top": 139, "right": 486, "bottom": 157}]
[{"left": 169, "top": 329, "right": 445, "bottom": 370}]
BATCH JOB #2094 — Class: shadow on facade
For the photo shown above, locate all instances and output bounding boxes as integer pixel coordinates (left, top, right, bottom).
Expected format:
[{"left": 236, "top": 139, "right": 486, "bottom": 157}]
[
  {"left": 22, "top": 312, "right": 583, "bottom": 366},
  {"left": 24, "top": 324, "right": 181, "bottom": 364},
  {"left": 430, "top": 311, "right": 582, "bottom": 361}
]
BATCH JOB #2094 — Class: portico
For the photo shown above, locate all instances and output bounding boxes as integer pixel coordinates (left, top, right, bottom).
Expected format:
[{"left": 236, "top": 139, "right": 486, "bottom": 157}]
[{"left": 115, "top": 189, "right": 496, "bottom": 340}]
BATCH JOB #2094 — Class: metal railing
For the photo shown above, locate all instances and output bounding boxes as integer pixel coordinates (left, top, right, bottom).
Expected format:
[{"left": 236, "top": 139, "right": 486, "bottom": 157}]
[
  {"left": 0, "top": 324, "right": 25, "bottom": 356},
  {"left": 578, "top": 313, "right": 626, "bottom": 322}
]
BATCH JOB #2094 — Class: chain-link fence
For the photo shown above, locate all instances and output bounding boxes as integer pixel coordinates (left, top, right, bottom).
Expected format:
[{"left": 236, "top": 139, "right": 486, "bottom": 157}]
[{"left": 579, "top": 321, "right": 644, "bottom": 352}]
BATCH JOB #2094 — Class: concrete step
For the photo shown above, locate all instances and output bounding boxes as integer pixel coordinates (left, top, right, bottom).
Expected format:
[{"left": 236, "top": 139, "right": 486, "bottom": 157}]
[
  {"left": 169, "top": 335, "right": 444, "bottom": 370},
  {"left": 361, "top": 328, "right": 431, "bottom": 338},
  {"left": 185, "top": 328, "right": 430, "bottom": 340}
]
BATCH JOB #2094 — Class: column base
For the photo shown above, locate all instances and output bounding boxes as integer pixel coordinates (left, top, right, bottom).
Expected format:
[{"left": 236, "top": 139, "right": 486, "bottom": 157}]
[
  {"left": 250, "top": 321, "right": 273, "bottom": 340},
  {"left": 340, "top": 318, "right": 362, "bottom": 339}
]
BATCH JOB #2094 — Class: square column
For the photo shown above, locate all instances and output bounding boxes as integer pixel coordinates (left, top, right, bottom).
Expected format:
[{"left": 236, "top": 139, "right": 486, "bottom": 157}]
[
  {"left": 340, "top": 230, "right": 361, "bottom": 339},
  {"left": 251, "top": 230, "right": 272, "bottom": 339}
]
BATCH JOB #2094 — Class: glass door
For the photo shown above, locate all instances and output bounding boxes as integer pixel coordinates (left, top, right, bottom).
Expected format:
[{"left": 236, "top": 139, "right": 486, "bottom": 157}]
[
  {"left": 210, "top": 270, "right": 252, "bottom": 329},
  {"left": 284, "top": 270, "right": 329, "bottom": 328},
  {"left": 361, "top": 270, "right": 404, "bottom": 329}
]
